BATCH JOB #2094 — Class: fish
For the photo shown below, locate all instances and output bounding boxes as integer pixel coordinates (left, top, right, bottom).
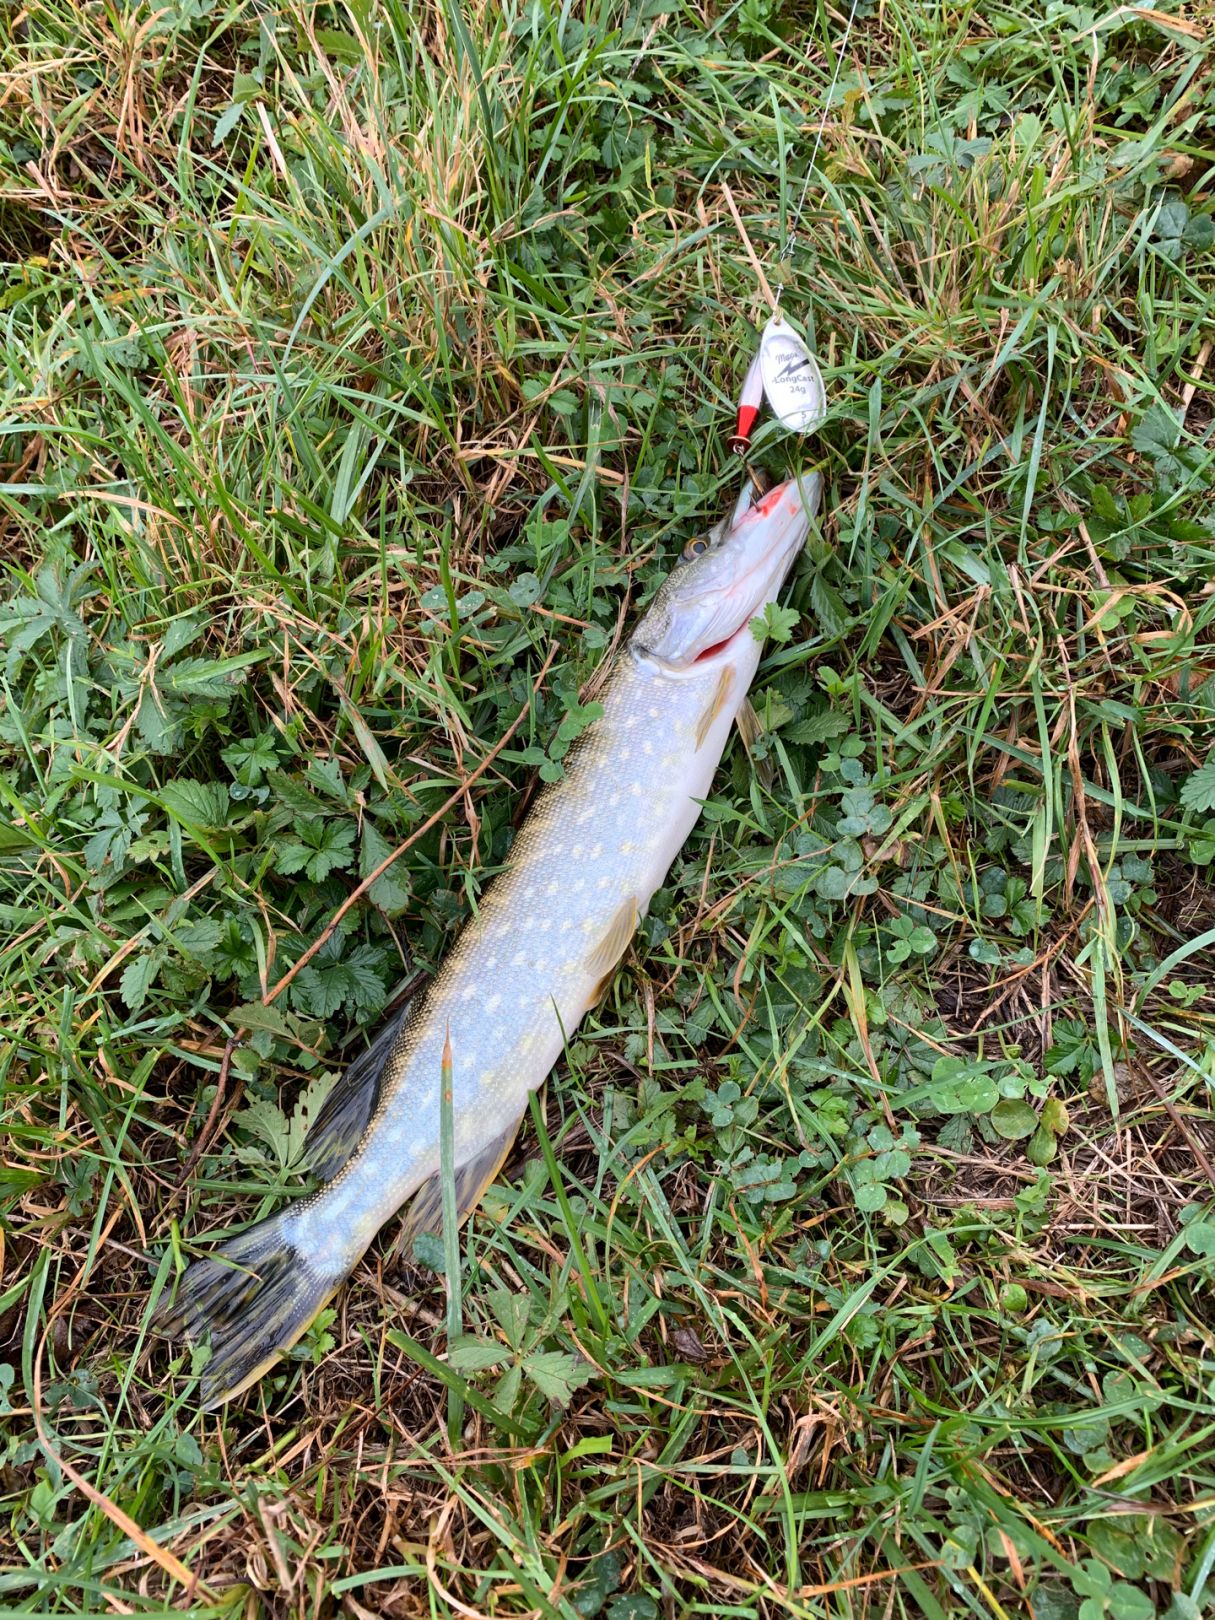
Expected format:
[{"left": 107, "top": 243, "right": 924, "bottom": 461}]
[{"left": 158, "top": 471, "right": 821, "bottom": 1406}]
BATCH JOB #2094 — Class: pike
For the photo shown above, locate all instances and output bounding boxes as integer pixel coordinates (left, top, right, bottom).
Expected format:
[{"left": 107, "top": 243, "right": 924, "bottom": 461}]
[{"left": 159, "top": 473, "right": 821, "bottom": 1406}]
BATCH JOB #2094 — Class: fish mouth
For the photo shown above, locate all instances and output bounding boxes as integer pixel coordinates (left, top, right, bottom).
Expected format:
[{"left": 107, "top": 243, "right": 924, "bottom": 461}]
[{"left": 688, "top": 476, "right": 818, "bottom": 662}]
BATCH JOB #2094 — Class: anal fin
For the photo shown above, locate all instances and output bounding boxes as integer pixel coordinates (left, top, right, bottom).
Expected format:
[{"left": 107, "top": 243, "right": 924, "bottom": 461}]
[
  {"left": 398, "top": 1113, "right": 524, "bottom": 1252},
  {"left": 303, "top": 1004, "right": 411, "bottom": 1181}
]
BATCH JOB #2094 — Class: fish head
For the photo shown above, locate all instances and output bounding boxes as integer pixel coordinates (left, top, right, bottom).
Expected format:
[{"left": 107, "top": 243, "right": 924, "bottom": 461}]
[{"left": 631, "top": 472, "right": 821, "bottom": 675}]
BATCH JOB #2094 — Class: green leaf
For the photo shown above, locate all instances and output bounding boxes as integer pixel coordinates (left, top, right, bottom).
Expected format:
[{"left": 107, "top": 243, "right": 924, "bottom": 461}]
[
  {"left": 1090, "top": 483, "right": 1122, "bottom": 524},
  {"left": 1180, "top": 759, "right": 1215, "bottom": 815},
  {"left": 750, "top": 601, "right": 800, "bottom": 645},
  {"left": 135, "top": 687, "right": 178, "bottom": 753},
  {"left": 232, "top": 1096, "right": 293, "bottom": 1168},
  {"left": 1130, "top": 402, "right": 1180, "bottom": 457},
  {"left": 161, "top": 779, "right": 231, "bottom": 829},
  {"left": 119, "top": 949, "right": 161, "bottom": 1011},
  {"left": 1072, "top": 1558, "right": 1112, "bottom": 1598},
  {"left": 990, "top": 1099, "right": 1038, "bottom": 1140},
  {"left": 1040, "top": 1098, "right": 1070, "bottom": 1135},
  {"left": 1182, "top": 1223, "right": 1215, "bottom": 1256},
  {"left": 361, "top": 821, "right": 410, "bottom": 914},
  {"left": 162, "top": 615, "right": 205, "bottom": 659},
  {"left": 285, "top": 1069, "right": 337, "bottom": 1165},
  {"left": 1165, "top": 1596, "right": 1202, "bottom": 1620},
  {"left": 854, "top": 1181, "right": 887, "bottom": 1212},
  {"left": 213, "top": 101, "right": 245, "bottom": 145},
  {"left": 1107, "top": 1585, "right": 1154, "bottom": 1620},
  {"left": 174, "top": 917, "right": 223, "bottom": 959},
  {"left": 938, "top": 1114, "right": 973, "bottom": 1153},
  {"left": 227, "top": 1001, "right": 294, "bottom": 1036},
  {"left": 293, "top": 962, "right": 353, "bottom": 1017},
  {"left": 341, "top": 944, "right": 388, "bottom": 1012},
  {"left": 784, "top": 703, "right": 850, "bottom": 747},
  {"left": 1027, "top": 1125, "right": 1058, "bottom": 1166},
  {"left": 815, "top": 864, "right": 853, "bottom": 901},
  {"left": 223, "top": 733, "right": 279, "bottom": 786},
  {"left": 447, "top": 1336, "right": 509, "bottom": 1373},
  {"left": 1045, "top": 1019, "right": 1098, "bottom": 1080},
  {"left": 523, "top": 1349, "right": 592, "bottom": 1404},
  {"left": 276, "top": 817, "right": 356, "bottom": 881},
  {"left": 606, "top": 1599, "right": 658, "bottom": 1620},
  {"left": 572, "top": 1549, "right": 624, "bottom": 1618},
  {"left": 928, "top": 1058, "right": 999, "bottom": 1115},
  {"left": 486, "top": 1289, "right": 531, "bottom": 1350},
  {"left": 809, "top": 574, "right": 848, "bottom": 638},
  {"left": 494, "top": 1361, "right": 523, "bottom": 1412},
  {"left": 1130, "top": 401, "right": 1187, "bottom": 484},
  {"left": 163, "top": 650, "right": 268, "bottom": 697}
]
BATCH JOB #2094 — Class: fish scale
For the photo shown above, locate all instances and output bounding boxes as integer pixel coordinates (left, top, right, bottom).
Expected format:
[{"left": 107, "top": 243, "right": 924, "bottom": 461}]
[{"left": 158, "top": 472, "right": 820, "bottom": 1406}]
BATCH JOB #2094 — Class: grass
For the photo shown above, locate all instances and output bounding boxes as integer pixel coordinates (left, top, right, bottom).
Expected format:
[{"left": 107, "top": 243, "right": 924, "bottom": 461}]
[{"left": 1, "top": 0, "right": 1214, "bottom": 1613}]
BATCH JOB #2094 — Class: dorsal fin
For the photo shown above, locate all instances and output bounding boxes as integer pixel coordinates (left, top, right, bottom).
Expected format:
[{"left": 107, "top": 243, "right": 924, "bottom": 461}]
[
  {"left": 398, "top": 1112, "right": 524, "bottom": 1252},
  {"left": 303, "top": 1005, "right": 410, "bottom": 1181}
]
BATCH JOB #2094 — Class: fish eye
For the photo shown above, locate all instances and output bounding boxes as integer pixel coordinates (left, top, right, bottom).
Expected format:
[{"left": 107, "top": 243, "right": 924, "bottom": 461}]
[{"left": 680, "top": 536, "right": 708, "bottom": 563}]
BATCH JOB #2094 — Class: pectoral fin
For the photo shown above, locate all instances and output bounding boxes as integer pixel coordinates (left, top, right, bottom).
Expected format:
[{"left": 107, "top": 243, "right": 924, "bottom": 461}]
[
  {"left": 695, "top": 666, "right": 736, "bottom": 750},
  {"left": 397, "top": 1113, "right": 525, "bottom": 1250}
]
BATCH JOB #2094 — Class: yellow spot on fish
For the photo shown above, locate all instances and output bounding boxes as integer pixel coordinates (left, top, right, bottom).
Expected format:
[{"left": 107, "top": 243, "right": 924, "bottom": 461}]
[
  {"left": 546, "top": 880, "right": 559, "bottom": 895},
  {"left": 485, "top": 994, "right": 501, "bottom": 1012}
]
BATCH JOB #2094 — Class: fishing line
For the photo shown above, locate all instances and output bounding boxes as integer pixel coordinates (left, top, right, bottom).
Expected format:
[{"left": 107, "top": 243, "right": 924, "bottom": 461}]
[
  {"left": 783, "top": 0, "right": 863, "bottom": 263},
  {"left": 726, "top": 0, "right": 862, "bottom": 457}
]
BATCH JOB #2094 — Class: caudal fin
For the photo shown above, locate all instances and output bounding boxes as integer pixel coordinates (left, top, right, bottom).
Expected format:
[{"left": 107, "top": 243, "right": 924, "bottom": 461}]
[{"left": 156, "top": 1212, "right": 338, "bottom": 1408}]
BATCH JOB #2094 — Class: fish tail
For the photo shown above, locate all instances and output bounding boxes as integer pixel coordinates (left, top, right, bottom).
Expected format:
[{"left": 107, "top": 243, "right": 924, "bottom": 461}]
[{"left": 157, "top": 1211, "right": 342, "bottom": 1408}]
